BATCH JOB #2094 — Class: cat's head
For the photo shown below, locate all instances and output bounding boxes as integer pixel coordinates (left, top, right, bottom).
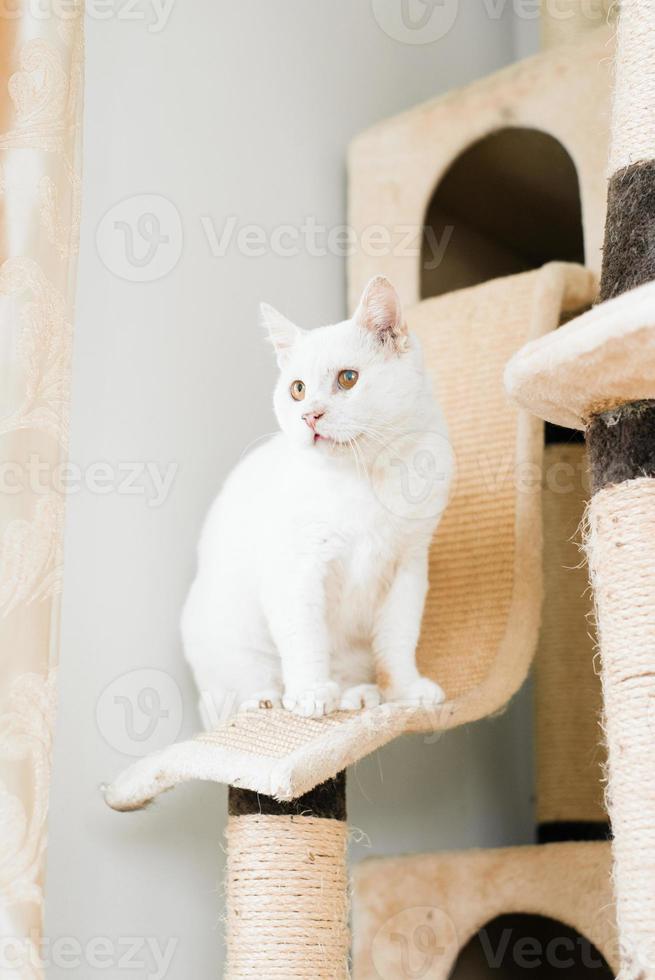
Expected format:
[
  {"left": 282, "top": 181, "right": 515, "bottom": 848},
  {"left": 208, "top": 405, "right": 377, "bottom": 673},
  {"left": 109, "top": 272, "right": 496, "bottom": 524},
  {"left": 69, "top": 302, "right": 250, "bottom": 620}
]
[{"left": 261, "top": 276, "right": 429, "bottom": 454}]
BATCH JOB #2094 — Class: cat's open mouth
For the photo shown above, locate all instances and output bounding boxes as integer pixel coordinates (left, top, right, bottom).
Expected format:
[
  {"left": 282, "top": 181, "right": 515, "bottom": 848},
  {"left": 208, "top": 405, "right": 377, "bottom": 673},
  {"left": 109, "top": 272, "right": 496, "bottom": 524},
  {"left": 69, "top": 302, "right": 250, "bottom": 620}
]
[{"left": 314, "top": 431, "right": 355, "bottom": 449}]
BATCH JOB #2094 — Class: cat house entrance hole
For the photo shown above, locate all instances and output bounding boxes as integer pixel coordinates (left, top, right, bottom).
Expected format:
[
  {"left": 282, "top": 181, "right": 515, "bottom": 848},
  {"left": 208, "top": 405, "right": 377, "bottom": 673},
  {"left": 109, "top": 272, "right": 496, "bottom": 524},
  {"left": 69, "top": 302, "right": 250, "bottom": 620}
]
[
  {"left": 421, "top": 128, "right": 584, "bottom": 298},
  {"left": 449, "top": 913, "right": 613, "bottom": 979}
]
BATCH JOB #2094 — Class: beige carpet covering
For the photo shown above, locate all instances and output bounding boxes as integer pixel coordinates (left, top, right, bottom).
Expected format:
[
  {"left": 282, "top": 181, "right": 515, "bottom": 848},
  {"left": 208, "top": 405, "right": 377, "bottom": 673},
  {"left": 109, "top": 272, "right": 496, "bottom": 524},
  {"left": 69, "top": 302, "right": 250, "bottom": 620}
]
[
  {"left": 347, "top": 29, "right": 611, "bottom": 310},
  {"left": 505, "top": 279, "right": 655, "bottom": 429},
  {"left": 353, "top": 842, "right": 617, "bottom": 979}
]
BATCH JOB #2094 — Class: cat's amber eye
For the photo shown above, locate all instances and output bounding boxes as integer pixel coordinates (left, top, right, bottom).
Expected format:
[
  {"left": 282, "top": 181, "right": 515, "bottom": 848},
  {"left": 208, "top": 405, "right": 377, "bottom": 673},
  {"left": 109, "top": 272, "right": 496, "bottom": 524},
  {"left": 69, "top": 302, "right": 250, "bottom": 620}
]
[
  {"left": 290, "top": 379, "right": 306, "bottom": 401},
  {"left": 338, "top": 369, "right": 359, "bottom": 390}
]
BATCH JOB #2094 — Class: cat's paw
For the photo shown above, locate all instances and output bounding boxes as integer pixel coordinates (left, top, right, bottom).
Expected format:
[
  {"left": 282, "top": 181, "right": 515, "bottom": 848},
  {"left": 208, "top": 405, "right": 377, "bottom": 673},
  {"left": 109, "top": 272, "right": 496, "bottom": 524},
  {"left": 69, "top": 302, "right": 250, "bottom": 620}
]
[
  {"left": 340, "top": 683, "right": 381, "bottom": 711},
  {"left": 238, "top": 690, "right": 283, "bottom": 712},
  {"left": 385, "top": 676, "right": 446, "bottom": 708},
  {"left": 283, "top": 681, "right": 341, "bottom": 718}
]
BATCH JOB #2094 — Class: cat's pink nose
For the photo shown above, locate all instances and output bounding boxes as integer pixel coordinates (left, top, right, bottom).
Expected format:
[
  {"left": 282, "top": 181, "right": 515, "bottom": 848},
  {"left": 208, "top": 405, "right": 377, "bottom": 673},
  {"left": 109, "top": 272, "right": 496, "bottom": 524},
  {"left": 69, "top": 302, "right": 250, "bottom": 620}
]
[{"left": 302, "top": 411, "right": 324, "bottom": 431}]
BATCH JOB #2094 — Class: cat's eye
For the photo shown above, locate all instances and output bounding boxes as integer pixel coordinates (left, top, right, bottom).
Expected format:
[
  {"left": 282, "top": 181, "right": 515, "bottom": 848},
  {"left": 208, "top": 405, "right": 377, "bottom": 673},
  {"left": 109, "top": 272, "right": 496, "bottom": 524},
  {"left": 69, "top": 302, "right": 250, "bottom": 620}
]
[
  {"left": 338, "top": 369, "right": 359, "bottom": 390},
  {"left": 290, "top": 379, "right": 306, "bottom": 401}
]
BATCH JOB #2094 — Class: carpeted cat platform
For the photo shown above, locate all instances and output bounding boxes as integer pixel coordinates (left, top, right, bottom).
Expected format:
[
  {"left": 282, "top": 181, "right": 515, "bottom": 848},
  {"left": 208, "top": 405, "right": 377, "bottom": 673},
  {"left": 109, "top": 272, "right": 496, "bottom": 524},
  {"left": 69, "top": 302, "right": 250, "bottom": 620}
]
[
  {"left": 353, "top": 842, "right": 617, "bottom": 979},
  {"left": 106, "top": 261, "right": 596, "bottom": 811}
]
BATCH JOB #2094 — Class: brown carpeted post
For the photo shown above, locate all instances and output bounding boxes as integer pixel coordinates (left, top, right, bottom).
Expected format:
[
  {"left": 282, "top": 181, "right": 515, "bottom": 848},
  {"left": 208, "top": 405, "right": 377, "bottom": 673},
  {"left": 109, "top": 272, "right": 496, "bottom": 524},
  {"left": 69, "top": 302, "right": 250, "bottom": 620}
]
[{"left": 225, "top": 774, "right": 349, "bottom": 978}]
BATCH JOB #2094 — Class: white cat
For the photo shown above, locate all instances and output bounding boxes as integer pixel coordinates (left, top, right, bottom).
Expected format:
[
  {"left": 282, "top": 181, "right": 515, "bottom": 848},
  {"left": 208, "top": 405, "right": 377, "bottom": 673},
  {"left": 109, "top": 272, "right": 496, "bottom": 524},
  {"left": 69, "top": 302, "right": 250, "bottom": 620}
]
[{"left": 182, "top": 275, "right": 453, "bottom": 724}]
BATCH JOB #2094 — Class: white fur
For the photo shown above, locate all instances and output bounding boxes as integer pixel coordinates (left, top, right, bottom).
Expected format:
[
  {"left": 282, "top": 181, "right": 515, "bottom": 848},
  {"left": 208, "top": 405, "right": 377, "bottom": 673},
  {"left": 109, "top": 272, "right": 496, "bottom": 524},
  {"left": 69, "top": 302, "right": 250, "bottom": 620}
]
[{"left": 182, "top": 277, "right": 453, "bottom": 722}]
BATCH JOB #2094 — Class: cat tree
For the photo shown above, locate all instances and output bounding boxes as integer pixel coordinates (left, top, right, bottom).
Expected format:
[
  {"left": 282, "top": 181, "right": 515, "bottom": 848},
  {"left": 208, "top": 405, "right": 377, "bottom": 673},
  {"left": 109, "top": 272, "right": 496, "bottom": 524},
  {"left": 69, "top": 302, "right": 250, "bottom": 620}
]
[
  {"left": 108, "top": 263, "right": 591, "bottom": 976},
  {"left": 105, "top": 5, "right": 622, "bottom": 976},
  {"left": 352, "top": 441, "right": 616, "bottom": 977},
  {"left": 505, "top": 2, "right": 655, "bottom": 975}
]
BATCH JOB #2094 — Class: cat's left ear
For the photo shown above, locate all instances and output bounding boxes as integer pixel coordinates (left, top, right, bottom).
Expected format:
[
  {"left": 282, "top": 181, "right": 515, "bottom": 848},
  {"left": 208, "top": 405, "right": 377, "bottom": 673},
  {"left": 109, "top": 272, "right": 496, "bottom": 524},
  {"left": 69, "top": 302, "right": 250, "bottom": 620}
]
[
  {"left": 354, "top": 275, "right": 409, "bottom": 354},
  {"left": 260, "top": 303, "right": 303, "bottom": 365}
]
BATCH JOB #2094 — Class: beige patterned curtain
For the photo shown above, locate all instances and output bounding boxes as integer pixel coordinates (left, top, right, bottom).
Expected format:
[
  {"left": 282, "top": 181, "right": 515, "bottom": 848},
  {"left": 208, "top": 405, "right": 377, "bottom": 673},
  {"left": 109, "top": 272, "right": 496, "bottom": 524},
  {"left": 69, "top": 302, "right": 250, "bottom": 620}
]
[{"left": 0, "top": 2, "right": 83, "bottom": 975}]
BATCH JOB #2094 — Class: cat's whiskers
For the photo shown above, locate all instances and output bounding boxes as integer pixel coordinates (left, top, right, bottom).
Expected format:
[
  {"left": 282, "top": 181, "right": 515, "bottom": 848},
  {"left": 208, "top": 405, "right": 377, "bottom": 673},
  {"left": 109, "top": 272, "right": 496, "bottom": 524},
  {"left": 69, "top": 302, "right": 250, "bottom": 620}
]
[
  {"left": 346, "top": 437, "right": 361, "bottom": 479},
  {"left": 349, "top": 435, "right": 370, "bottom": 483},
  {"left": 356, "top": 423, "right": 401, "bottom": 452}
]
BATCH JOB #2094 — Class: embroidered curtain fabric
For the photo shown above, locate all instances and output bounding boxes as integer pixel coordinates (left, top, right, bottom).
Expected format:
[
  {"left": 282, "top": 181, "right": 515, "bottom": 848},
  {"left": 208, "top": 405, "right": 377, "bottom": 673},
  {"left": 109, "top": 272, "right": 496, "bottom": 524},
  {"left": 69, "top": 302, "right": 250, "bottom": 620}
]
[{"left": 0, "top": 3, "right": 84, "bottom": 974}]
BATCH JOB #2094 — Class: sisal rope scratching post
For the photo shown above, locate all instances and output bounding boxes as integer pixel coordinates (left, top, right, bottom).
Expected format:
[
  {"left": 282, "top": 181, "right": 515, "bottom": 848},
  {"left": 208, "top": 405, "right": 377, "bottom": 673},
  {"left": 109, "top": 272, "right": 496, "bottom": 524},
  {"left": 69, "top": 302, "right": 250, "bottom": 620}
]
[
  {"left": 585, "top": 481, "right": 655, "bottom": 976},
  {"left": 505, "top": 1, "right": 655, "bottom": 974},
  {"left": 535, "top": 438, "right": 608, "bottom": 842},
  {"left": 583, "top": 2, "right": 655, "bottom": 976},
  {"left": 226, "top": 775, "right": 349, "bottom": 978}
]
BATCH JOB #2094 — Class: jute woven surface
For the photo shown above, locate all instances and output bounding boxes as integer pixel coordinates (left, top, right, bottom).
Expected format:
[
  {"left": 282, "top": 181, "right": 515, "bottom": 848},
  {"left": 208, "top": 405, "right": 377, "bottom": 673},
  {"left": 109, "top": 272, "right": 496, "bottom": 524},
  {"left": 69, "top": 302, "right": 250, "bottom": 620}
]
[
  {"left": 353, "top": 842, "right": 617, "bottom": 979},
  {"left": 106, "top": 263, "right": 597, "bottom": 810},
  {"left": 413, "top": 264, "right": 593, "bottom": 698},
  {"left": 535, "top": 443, "right": 606, "bottom": 825},
  {"left": 585, "top": 478, "right": 655, "bottom": 979},
  {"left": 225, "top": 815, "right": 349, "bottom": 979}
]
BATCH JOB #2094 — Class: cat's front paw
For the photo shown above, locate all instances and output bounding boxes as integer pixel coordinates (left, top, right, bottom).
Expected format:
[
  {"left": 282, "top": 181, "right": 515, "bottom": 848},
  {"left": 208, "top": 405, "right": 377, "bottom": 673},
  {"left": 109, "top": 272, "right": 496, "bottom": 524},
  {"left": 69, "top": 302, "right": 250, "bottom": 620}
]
[
  {"left": 340, "top": 683, "right": 381, "bottom": 711},
  {"left": 385, "top": 676, "right": 445, "bottom": 708},
  {"left": 283, "top": 681, "right": 341, "bottom": 718}
]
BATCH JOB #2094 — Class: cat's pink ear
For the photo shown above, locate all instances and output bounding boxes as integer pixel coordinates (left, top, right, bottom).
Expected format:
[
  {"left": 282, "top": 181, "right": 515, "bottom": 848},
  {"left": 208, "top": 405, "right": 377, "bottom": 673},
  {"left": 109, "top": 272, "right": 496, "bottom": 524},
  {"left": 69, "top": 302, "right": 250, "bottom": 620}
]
[
  {"left": 354, "top": 276, "right": 409, "bottom": 353},
  {"left": 260, "top": 303, "right": 303, "bottom": 364}
]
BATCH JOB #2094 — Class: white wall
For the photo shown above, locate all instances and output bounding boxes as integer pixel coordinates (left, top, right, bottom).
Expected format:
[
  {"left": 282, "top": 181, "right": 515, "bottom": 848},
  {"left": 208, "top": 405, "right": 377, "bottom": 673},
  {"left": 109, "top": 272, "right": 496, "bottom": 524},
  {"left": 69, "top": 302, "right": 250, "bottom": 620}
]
[{"left": 46, "top": 3, "right": 539, "bottom": 977}]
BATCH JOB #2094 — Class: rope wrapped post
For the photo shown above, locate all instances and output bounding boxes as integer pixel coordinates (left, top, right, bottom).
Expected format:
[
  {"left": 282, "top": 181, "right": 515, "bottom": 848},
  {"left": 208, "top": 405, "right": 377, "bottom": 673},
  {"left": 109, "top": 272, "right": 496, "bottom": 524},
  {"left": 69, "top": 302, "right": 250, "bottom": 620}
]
[
  {"left": 226, "top": 774, "right": 349, "bottom": 978},
  {"left": 583, "top": 2, "right": 655, "bottom": 975}
]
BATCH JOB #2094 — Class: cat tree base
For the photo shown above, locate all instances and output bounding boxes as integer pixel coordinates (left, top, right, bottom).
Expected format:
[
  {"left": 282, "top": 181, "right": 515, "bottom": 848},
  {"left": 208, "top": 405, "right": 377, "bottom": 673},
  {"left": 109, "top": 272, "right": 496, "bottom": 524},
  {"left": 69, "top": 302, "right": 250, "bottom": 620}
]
[{"left": 353, "top": 843, "right": 618, "bottom": 979}]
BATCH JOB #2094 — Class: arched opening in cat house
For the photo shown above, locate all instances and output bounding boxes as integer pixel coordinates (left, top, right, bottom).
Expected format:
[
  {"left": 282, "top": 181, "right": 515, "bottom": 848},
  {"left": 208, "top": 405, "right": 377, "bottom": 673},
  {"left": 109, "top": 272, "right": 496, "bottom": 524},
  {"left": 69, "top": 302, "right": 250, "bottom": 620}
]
[
  {"left": 448, "top": 913, "right": 613, "bottom": 979},
  {"left": 421, "top": 128, "right": 584, "bottom": 299}
]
